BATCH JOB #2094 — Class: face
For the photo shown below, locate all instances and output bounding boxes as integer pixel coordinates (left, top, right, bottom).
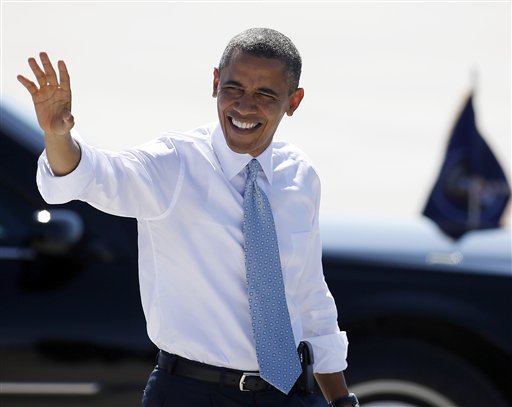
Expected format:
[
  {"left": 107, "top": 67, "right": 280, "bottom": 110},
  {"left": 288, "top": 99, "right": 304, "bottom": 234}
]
[{"left": 213, "top": 52, "right": 304, "bottom": 157}]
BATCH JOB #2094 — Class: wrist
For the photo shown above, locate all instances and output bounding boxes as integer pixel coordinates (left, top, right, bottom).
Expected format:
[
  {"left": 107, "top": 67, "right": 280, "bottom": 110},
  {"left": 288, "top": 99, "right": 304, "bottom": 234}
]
[
  {"left": 44, "top": 131, "right": 71, "bottom": 139},
  {"left": 328, "top": 392, "right": 360, "bottom": 407}
]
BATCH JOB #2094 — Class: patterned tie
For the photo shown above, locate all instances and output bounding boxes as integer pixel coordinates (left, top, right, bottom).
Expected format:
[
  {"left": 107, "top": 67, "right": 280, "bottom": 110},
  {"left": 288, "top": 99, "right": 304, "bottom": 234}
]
[{"left": 242, "top": 158, "right": 302, "bottom": 394}]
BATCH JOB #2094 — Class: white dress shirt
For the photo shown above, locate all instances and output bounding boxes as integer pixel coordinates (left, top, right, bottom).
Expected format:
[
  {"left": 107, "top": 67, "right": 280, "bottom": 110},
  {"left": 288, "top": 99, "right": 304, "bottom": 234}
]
[{"left": 36, "top": 121, "right": 348, "bottom": 373}]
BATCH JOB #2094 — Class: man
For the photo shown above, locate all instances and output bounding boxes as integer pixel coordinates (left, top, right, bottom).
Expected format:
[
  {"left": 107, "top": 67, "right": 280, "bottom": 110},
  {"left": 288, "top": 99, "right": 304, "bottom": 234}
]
[{"left": 18, "top": 28, "right": 358, "bottom": 407}]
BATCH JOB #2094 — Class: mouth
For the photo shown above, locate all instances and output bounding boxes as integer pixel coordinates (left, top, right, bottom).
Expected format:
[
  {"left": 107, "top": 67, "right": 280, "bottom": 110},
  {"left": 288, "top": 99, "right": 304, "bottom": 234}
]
[{"left": 228, "top": 116, "right": 262, "bottom": 132}]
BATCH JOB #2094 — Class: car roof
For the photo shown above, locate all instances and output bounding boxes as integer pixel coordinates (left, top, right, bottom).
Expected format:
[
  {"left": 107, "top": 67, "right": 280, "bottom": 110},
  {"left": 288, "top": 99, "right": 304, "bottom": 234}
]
[{"left": 320, "top": 214, "right": 512, "bottom": 276}]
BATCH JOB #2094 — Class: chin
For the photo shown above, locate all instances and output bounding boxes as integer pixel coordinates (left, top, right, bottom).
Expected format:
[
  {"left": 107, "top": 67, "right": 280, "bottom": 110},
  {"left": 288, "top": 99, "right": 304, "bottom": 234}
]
[{"left": 226, "top": 140, "right": 253, "bottom": 155}]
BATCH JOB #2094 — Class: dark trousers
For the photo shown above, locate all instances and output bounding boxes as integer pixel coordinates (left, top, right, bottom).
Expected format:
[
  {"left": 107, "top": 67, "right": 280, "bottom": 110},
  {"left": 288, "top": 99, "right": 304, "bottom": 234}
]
[{"left": 142, "top": 366, "right": 327, "bottom": 407}]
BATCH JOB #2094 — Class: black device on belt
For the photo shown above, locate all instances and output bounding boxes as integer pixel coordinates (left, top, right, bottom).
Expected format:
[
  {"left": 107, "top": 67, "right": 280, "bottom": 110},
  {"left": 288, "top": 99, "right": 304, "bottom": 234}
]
[
  {"left": 157, "top": 340, "right": 315, "bottom": 393},
  {"left": 296, "top": 341, "right": 315, "bottom": 396}
]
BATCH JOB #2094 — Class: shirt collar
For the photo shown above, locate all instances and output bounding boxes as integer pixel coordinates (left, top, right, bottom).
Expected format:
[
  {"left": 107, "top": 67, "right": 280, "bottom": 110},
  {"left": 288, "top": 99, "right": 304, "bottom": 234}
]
[{"left": 211, "top": 122, "right": 274, "bottom": 185}]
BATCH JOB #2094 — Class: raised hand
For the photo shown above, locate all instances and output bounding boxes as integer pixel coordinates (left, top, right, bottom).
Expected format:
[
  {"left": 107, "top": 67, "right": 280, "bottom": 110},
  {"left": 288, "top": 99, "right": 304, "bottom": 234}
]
[
  {"left": 17, "top": 52, "right": 74, "bottom": 137},
  {"left": 18, "top": 52, "right": 80, "bottom": 176}
]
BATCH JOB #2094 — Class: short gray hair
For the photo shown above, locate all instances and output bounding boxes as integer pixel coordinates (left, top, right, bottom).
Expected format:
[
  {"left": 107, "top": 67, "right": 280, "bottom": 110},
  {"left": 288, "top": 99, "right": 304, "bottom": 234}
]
[{"left": 218, "top": 28, "right": 302, "bottom": 93}]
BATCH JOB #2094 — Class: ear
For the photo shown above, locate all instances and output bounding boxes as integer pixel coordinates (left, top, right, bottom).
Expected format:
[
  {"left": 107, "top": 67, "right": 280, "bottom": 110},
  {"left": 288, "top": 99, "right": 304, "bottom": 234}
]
[
  {"left": 286, "top": 88, "right": 304, "bottom": 116},
  {"left": 212, "top": 67, "right": 220, "bottom": 98}
]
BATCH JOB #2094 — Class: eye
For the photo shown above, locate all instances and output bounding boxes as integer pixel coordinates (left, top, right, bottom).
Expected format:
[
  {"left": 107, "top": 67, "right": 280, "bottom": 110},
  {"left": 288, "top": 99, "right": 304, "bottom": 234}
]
[
  {"left": 254, "top": 92, "right": 278, "bottom": 105},
  {"left": 220, "top": 86, "right": 244, "bottom": 98}
]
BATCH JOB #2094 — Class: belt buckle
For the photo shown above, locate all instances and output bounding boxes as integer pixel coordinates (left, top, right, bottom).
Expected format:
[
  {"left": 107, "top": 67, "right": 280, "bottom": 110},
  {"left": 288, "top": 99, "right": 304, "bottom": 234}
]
[{"left": 239, "top": 372, "right": 259, "bottom": 391}]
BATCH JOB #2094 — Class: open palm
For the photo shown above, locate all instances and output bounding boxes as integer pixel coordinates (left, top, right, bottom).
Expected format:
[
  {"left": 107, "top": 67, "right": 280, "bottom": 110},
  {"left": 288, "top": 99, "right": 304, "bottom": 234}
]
[{"left": 17, "top": 52, "right": 74, "bottom": 136}]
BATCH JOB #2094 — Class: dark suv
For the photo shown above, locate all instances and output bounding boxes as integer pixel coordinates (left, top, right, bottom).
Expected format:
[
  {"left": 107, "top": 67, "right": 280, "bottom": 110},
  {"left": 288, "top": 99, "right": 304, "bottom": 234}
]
[{"left": 1, "top": 105, "right": 511, "bottom": 407}]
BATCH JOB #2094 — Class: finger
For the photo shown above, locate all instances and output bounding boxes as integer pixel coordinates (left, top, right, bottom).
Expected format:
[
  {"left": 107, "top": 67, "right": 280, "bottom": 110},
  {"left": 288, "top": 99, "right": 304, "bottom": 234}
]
[
  {"left": 40, "top": 52, "right": 58, "bottom": 86},
  {"left": 28, "top": 57, "right": 48, "bottom": 87},
  {"left": 58, "top": 60, "right": 71, "bottom": 91},
  {"left": 17, "top": 74, "right": 39, "bottom": 96}
]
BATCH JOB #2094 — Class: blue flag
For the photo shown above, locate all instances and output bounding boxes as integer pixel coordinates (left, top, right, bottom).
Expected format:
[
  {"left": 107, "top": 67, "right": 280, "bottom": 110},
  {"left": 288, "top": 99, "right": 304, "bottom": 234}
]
[{"left": 422, "top": 93, "right": 510, "bottom": 239}]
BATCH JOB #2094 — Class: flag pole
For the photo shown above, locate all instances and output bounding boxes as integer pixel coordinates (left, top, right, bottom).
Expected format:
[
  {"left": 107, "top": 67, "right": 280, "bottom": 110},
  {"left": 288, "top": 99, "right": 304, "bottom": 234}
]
[
  {"left": 467, "top": 68, "right": 481, "bottom": 231},
  {"left": 470, "top": 67, "right": 478, "bottom": 96}
]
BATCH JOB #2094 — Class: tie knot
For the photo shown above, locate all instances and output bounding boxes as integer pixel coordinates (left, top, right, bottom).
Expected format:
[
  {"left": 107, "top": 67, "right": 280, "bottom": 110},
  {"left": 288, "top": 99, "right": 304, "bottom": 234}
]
[{"left": 247, "top": 159, "right": 261, "bottom": 182}]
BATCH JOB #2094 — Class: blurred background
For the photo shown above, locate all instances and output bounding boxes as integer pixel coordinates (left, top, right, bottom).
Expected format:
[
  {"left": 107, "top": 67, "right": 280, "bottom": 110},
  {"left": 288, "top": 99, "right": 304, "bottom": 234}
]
[
  {"left": 1, "top": 2, "right": 511, "bottom": 406},
  {"left": 2, "top": 0, "right": 510, "bottom": 222}
]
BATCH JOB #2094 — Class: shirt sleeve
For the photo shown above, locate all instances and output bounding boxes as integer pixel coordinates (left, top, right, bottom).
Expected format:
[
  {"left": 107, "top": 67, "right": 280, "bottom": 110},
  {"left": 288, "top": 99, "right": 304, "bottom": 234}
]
[
  {"left": 36, "top": 129, "right": 182, "bottom": 219},
  {"left": 297, "top": 168, "right": 349, "bottom": 374}
]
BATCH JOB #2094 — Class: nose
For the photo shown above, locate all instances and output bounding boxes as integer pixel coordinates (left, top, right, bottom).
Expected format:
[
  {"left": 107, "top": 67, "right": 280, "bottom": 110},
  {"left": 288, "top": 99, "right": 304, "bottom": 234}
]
[{"left": 233, "top": 92, "right": 257, "bottom": 115}]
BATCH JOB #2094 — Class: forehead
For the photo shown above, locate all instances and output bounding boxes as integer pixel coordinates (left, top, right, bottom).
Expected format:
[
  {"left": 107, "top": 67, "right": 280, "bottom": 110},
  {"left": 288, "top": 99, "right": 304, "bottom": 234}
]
[{"left": 219, "top": 52, "right": 289, "bottom": 90}]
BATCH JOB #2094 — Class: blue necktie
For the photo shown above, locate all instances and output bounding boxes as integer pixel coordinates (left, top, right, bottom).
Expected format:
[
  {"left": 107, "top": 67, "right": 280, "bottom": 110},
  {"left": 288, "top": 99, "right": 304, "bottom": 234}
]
[{"left": 242, "top": 159, "right": 302, "bottom": 394}]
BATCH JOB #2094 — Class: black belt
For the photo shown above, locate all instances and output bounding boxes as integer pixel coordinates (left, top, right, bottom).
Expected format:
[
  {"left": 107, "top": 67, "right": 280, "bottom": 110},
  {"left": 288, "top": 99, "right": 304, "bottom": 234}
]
[{"left": 157, "top": 350, "right": 278, "bottom": 392}]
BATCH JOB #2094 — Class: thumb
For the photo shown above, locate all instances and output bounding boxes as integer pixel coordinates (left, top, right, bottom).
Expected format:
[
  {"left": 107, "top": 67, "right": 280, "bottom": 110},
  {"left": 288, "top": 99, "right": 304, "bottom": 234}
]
[{"left": 62, "top": 109, "right": 75, "bottom": 130}]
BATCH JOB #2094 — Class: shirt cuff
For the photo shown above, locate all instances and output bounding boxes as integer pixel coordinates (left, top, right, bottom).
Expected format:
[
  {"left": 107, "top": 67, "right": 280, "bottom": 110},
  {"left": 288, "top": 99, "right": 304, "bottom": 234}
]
[
  {"left": 36, "top": 132, "right": 94, "bottom": 204},
  {"left": 303, "top": 331, "right": 349, "bottom": 373}
]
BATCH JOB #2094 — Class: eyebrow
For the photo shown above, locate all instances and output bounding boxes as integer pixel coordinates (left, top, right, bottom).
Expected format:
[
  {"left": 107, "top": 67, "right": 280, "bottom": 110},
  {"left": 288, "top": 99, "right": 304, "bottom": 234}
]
[{"left": 222, "top": 80, "right": 280, "bottom": 98}]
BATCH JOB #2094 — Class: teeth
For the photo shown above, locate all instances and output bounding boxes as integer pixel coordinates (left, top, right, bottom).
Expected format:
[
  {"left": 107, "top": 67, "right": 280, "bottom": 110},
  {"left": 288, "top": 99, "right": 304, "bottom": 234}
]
[{"left": 232, "top": 118, "right": 258, "bottom": 129}]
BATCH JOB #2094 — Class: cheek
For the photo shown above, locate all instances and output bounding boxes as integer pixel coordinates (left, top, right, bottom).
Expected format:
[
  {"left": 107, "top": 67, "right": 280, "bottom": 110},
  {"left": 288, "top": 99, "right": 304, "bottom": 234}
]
[
  {"left": 217, "top": 98, "right": 226, "bottom": 112},
  {"left": 217, "top": 100, "right": 232, "bottom": 126},
  {"left": 263, "top": 107, "right": 286, "bottom": 127},
  {"left": 216, "top": 95, "right": 228, "bottom": 112},
  {"left": 217, "top": 93, "right": 236, "bottom": 108}
]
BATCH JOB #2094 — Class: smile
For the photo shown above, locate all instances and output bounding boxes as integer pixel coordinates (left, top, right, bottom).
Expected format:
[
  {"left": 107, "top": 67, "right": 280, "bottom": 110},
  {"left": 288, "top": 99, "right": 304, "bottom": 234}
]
[{"left": 230, "top": 117, "right": 260, "bottom": 130}]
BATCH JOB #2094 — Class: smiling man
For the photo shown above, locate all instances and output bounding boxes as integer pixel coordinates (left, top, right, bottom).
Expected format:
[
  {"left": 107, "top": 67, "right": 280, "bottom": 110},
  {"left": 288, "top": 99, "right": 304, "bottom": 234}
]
[
  {"left": 19, "top": 28, "right": 357, "bottom": 407},
  {"left": 213, "top": 51, "right": 304, "bottom": 157}
]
